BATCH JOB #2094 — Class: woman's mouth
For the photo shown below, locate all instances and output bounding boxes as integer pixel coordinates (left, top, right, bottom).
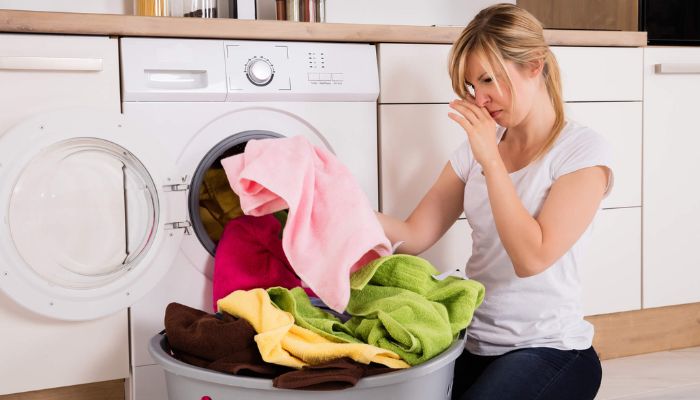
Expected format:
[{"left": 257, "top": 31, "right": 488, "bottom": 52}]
[{"left": 489, "top": 110, "right": 502, "bottom": 119}]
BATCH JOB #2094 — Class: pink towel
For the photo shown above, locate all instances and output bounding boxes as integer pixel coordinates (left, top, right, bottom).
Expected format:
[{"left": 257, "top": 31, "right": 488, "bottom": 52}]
[
  {"left": 212, "top": 214, "right": 315, "bottom": 309},
  {"left": 221, "top": 136, "right": 391, "bottom": 312}
]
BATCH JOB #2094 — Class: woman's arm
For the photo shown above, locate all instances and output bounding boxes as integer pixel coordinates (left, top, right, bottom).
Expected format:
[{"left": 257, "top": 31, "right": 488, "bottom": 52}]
[
  {"left": 481, "top": 155, "right": 609, "bottom": 277},
  {"left": 377, "top": 162, "right": 466, "bottom": 255}
]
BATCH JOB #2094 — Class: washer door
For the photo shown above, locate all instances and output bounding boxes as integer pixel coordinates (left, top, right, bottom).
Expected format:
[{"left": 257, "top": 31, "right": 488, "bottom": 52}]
[{"left": 0, "top": 109, "right": 185, "bottom": 321}]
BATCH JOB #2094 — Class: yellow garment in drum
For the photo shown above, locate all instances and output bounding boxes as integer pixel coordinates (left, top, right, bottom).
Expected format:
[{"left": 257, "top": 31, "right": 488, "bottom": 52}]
[
  {"left": 199, "top": 168, "right": 244, "bottom": 242},
  {"left": 218, "top": 289, "right": 410, "bottom": 370}
]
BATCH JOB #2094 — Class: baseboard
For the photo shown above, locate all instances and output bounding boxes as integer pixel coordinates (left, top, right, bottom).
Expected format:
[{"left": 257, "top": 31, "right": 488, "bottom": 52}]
[
  {"left": 0, "top": 380, "right": 125, "bottom": 400},
  {"left": 586, "top": 302, "right": 700, "bottom": 360}
]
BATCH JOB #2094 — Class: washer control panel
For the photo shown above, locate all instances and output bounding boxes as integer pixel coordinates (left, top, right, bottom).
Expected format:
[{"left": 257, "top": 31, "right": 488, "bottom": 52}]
[
  {"left": 225, "top": 40, "right": 378, "bottom": 101},
  {"left": 121, "top": 38, "right": 378, "bottom": 102}
]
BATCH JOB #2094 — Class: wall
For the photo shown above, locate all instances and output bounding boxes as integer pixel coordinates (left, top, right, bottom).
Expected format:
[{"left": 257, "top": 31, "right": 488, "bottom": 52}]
[
  {"left": 325, "top": 0, "right": 514, "bottom": 26},
  {"left": 0, "top": 0, "right": 132, "bottom": 14}
]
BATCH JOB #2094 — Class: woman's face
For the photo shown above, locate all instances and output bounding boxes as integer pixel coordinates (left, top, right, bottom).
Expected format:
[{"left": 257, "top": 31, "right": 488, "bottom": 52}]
[{"left": 463, "top": 53, "right": 540, "bottom": 128}]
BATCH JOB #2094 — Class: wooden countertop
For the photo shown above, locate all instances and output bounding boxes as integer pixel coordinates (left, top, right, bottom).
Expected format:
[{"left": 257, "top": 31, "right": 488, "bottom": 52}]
[{"left": 0, "top": 9, "right": 647, "bottom": 46}]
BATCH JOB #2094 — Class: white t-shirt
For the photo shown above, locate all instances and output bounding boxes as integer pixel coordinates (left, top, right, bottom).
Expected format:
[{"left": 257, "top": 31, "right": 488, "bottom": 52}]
[{"left": 449, "top": 120, "right": 614, "bottom": 356}]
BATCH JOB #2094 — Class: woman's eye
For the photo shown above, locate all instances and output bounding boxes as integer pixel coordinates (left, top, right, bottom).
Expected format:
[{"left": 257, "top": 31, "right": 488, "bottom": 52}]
[
  {"left": 466, "top": 84, "right": 476, "bottom": 98},
  {"left": 483, "top": 77, "right": 493, "bottom": 83}
]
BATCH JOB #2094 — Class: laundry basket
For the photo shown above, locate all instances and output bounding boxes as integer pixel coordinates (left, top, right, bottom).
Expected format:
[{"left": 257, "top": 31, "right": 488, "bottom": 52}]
[{"left": 148, "top": 330, "right": 467, "bottom": 400}]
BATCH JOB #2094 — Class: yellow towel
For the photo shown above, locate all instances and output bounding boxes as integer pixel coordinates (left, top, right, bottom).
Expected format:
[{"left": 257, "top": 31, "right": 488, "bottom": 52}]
[{"left": 217, "top": 289, "right": 410, "bottom": 370}]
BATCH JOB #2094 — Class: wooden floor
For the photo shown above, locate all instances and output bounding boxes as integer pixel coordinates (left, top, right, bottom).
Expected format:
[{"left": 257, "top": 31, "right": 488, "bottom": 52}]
[
  {"left": 0, "top": 380, "right": 124, "bottom": 400},
  {"left": 597, "top": 346, "right": 700, "bottom": 399}
]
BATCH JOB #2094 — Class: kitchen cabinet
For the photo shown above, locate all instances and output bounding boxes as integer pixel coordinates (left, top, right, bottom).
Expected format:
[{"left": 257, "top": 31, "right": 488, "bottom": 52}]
[
  {"left": 378, "top": 43, "right": 643, "bottom": 315},
  {"left": 0, "top": 34, "right": 128, "bottom": 395},
  {"left": 643, "top": 47, "right": 700, "bottom": 308}
]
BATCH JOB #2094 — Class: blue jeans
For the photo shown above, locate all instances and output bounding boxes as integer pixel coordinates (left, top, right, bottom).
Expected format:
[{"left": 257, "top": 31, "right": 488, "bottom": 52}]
[{"left": 451, "top": 346, "right": 602, "bottom": 400}]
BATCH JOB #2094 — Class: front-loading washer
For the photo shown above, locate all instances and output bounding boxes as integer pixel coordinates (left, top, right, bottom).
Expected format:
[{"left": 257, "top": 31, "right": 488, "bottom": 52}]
[{"left": 118, "top": 38, "right": 380, "bottom": 400}]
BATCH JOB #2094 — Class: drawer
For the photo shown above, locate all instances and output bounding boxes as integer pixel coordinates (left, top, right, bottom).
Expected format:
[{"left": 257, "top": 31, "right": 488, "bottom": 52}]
[
  {"left": 378, "top": 43, "right": 454, "bottom": 104},
  {"left": 553, "top": 46, "right": 642, "bottom": 102},
  {"left": 378, "top": 44, "right": 642, "bottom": 104},
  {"left": 581, "top": 207, "right": 641, "bottom": 316},
  {"left": 566, "top": 102, "right": 642, "bottom": 208},
  {"left": 0, "top": 34, "right": 120, "bottom": 131},
  {"left": 379, "top": 103, "right": 465, "bottom": 218}
]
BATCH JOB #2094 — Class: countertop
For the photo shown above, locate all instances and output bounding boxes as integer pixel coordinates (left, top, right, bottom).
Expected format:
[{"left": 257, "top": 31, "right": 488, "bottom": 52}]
[{"left": 0, "top": 9, "right": 647, "bottom": 46}]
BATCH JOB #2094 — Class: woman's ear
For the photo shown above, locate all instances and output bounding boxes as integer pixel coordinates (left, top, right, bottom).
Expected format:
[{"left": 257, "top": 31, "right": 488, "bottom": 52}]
[{"left": 529, "top": 59, "right": 545, "bottom": 78}]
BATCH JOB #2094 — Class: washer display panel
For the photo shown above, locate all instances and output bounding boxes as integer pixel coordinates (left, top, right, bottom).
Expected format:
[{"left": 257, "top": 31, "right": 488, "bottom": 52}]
[{"left": 9, "top": 138, "right": 157, "bottom": 289}]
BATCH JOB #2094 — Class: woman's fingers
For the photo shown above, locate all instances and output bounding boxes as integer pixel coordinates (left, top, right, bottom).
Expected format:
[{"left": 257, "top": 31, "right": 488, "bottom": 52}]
[
  {"left": 447, "top": 112, "right": 474, "bottom": 136},
  {"left": 449, "top": 101, "right": 481, "bottom": 124},
  {"left": 451, "top": 99, "right": 493, "bottom": 122}
]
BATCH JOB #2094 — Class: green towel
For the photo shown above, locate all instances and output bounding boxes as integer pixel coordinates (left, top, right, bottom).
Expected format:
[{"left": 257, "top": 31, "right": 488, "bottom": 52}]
[
  {"left": 345, "top": 255, "right": 485, "bottom": 366},
  {"left": 267, "top": 287, "right": 360, "bottom": 344}
]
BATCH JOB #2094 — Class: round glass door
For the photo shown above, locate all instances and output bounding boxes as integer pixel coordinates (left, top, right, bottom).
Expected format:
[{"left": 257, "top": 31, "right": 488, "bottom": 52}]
[{"left": 9, "top": 138, "right": 157, "bottom": 289}]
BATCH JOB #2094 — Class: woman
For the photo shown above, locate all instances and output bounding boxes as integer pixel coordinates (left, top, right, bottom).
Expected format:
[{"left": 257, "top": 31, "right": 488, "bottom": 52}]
[{"left": 376, "top": 4, "right": 611, "bottom": 399}]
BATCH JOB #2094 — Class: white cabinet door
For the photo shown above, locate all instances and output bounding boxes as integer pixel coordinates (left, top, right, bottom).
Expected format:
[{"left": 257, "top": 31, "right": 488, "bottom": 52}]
[
  {"left": 378, "top": 44, "right": 453, "bottom": 104},
  {"left": 379, "top": 104, "right": 472, "bottom": 271},
  {"left": 379, "top": 104, "right": 465, "bottom": 217},
  {"left": 0, "top": 34, "right": 127, "bottom": 395},
  {"left": 566, "top": 102, "right": 642, "bottom": 209},
  {"left": 643, "top": 47, "right": 700, "bottom": 308},
  {"left": 581, "top": 208, "right": 641, "bottom": 316},
  {"left": 553, "top": 47, "right": 643, "bottom": 102}
]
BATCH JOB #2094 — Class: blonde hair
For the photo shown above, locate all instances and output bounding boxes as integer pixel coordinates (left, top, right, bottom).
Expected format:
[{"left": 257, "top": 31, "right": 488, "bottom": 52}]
[{"left": 448, "top": 3, "right": 564, "bottom": 159}]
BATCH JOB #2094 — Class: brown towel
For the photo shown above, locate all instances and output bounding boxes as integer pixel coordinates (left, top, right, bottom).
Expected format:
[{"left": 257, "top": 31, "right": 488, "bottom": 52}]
[
  {"left": 164, "top": 302, "right": 288, "bottom": 377},
  {"left": 273, "top": 357, "right": 398, "bottom": 391}
]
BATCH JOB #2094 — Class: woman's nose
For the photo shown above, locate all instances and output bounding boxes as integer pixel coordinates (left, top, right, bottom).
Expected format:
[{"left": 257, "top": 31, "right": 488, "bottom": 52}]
[{"left": 474, "top": 90, "right": 490, "bottom": 107}]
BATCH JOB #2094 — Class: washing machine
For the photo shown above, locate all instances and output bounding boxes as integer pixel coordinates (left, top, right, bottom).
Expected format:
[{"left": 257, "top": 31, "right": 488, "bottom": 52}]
[{"left": 117, "top": 38, "right": 380, "bottom": 400}]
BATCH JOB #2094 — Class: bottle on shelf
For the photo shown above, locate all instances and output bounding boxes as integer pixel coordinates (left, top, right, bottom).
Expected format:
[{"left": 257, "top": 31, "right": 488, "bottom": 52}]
[
  {"left": 134, "top": 0, "right": 171, "bottom": 16},
  {"left": 283, "top": 0, "right": 324, "bottom": 22}
]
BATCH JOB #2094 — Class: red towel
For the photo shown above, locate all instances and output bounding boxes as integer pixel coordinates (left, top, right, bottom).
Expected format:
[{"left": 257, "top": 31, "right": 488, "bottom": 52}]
[{"left": 212, "top": 214, "right": 314, "bottom": 307}]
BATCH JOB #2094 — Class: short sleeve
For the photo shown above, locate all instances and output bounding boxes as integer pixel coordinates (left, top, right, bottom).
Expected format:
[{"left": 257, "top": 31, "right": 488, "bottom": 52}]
[
  {"left": 449, "top": 140, "right": 473, "bottom": 183},
  {"left": 550, "top": 126, "right": 615, "bottom": 198}
]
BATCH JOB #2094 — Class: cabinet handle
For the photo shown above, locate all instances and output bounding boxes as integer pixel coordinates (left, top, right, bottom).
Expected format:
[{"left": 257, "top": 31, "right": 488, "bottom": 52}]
[
  {"left": 0, "top": 56, "right": 103, "bottom": 72},
  {"left": 655, "top": 63, "right": 700, "bottom": 74}
]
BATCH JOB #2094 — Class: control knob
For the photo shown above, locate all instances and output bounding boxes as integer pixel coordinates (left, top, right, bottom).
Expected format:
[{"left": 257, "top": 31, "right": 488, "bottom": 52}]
[{"left": 245, "top": 57, "right": 274, "bottom": 86}]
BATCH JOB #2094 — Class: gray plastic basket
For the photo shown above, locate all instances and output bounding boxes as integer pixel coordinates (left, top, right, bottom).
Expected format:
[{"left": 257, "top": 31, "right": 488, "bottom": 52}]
[{"left": 149, "top": 330, "right": 466, "bottom": 400}]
